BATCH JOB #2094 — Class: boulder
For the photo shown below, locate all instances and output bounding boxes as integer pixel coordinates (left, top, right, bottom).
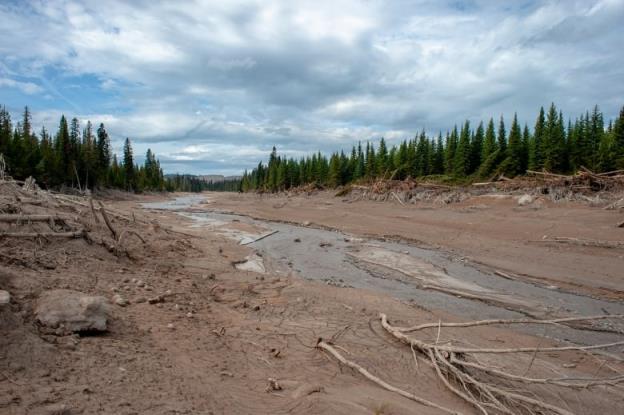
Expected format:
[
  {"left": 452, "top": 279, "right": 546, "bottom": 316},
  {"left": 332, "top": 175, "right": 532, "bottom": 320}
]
[{"left": 35, "top": 289, "right": 110, "bottom": 333}]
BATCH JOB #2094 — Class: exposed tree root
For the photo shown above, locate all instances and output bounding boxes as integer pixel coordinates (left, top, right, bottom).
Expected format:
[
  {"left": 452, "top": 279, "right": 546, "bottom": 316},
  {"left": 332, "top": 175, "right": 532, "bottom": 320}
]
[
  {"left": 316, "top": 339, "right": 463, "bottom": 415},
  {"left": 396, "top": 314, "right": 624, "bottom": 333},
  {"left": 376, "top": 313, "right": 623, "bottom": 415}
]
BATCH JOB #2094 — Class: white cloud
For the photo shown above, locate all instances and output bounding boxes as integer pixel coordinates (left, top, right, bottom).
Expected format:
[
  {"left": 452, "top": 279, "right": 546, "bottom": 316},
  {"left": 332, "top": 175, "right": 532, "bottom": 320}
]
[
  {"left": 0, "top": 77, "right": 43, "bottom": 94},
  {"left": 0, "top": 0, "right": 622, "bottom": 174}
]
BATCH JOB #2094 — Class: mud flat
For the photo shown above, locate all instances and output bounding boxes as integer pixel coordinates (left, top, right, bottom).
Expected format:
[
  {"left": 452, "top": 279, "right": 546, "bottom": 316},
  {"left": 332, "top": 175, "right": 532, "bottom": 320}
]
[
  {"left": 143, "top": 195, "right": 624, "bottom": 347},
  {"left": 2, "top": 185, "right": 623, "bottom": 415},
  {"left": 205, "top": 190, "right": 624, "bottom": 300}
]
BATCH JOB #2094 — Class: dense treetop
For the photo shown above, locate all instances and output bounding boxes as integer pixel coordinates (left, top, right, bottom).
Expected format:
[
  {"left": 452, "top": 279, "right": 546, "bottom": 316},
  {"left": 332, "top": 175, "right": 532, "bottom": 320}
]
[
  {"left": 0, "top": 105, "right": 169, "bottom": 192},
  {"left": 2, "top": 103, "right": 623, "bottom": 194},
  {"left": 241, "top": 103, "right": 624, "bottom": 192}
]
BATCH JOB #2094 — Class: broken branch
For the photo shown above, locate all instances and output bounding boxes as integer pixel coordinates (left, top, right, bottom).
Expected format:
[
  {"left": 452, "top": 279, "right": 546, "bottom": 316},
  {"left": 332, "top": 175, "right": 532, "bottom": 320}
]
[
  {"left": 316, "top": 339, "right": 462, "bottom": 415},
  {"left": 98, "top": 201, "right": 118, "bottom": 240}
]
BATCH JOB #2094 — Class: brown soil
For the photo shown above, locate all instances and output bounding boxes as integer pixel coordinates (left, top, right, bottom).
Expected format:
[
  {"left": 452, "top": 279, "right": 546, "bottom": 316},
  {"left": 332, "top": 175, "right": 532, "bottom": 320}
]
[
  {"left": 1, "top": 187, "right": 623, "bottom": 414},
  {"left": 206, "top": 190, "right": 624, "bottom": 300}
]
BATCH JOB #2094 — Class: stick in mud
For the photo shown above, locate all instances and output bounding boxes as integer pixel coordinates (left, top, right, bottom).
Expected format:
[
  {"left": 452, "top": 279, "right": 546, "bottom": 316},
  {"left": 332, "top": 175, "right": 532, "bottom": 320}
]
[
  {"left": 240, "top": 230, "right": 279, "bottom": 245},
  {"left": 98, "top": 201, "right": 118, "bottom": 240}
]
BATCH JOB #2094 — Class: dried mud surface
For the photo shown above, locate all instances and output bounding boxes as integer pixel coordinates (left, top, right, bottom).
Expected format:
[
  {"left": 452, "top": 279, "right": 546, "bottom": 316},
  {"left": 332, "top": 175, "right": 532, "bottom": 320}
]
[
  {"left": 206, "top": 190, "right": 624, "bottom": 300},
  {"left": 1, "top": 190, "right": 623, "bottom": 415}
]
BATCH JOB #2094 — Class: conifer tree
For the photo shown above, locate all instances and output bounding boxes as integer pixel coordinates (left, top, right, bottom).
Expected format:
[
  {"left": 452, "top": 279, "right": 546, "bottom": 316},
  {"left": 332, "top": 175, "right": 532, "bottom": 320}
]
[
  {"left": 123, "top": 137, "right": 135, "bottom": 191},
  {"left": 481, "top": 118, "right": 497, "bottom": 163},
  {"left": 529, "top": 107, "right": 545, "bottom": 170},
  {"left": 432, "top": 133, "right": 445, "bottom": 175},
  {"left": 521, "top": 124, "right": 530, "bottom": 173},
  {"left": 453, "top": 121, "right": 471, "bottom": 177},
  {"left": 445, "top": 127, "right": 458, "bottom": 174},
  {"left": 96, "top": 123, "right": 111, "bottom": 186},
  {"left": 504, "top": 113, "right": 523, "bottom": 176},
  {"left": 470, "top": 122, "right": 484, "bottom": 173},
  {"left": 587, "top": 105, "right": 604, "bottom": 171},
  {"left": 377, "top": 137, "right": 388, "bottom": 177},
  {"left": 497, "top": 115, "right": 507, "bottom": 154},
  {"left": 415, "top": 131, "right": 429, "bottom": 176},
  {"left": 55, "top": 115, "right": 70, "bottom": 184}
]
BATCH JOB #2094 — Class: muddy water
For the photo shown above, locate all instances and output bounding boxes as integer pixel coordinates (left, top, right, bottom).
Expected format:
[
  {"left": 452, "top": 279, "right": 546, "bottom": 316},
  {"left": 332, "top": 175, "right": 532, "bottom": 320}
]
[{"left": 143, "top": 195, "right": 624, "bottom": 348}]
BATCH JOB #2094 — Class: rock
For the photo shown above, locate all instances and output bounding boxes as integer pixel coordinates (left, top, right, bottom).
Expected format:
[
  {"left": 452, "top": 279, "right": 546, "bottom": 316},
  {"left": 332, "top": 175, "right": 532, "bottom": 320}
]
[
  {"left": 148, "top": 295, "right": 165, "bottom": 304},
  {"left": 0, "top": 290, "right": 10, "bottom": 306},
  {"left": 135, "top": 280, "right": 145, "bottom": 288},
  {"left": 35, "top": 290, "right": 110, "bottom": 333},
  {"left": 517, "top": 194, "right": 534, "bottom": 206},
  {"left": 134, "top": 296, "right": 147, "bottom": 303},
  {"left": 302, "top": 221, "right": 311, "bottom": 226},
  {"left": 166, "top": 323, "right": 175, "bottom": 330},
  {"left": 112, "top": 294, "right": 129, "bottom": 307}
]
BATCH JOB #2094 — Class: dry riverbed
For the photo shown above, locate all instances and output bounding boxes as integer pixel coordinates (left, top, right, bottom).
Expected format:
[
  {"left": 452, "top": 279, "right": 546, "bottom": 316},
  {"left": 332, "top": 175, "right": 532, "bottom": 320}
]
[{"left": 1, "top": 187, "right": 623, "bottom": 414}]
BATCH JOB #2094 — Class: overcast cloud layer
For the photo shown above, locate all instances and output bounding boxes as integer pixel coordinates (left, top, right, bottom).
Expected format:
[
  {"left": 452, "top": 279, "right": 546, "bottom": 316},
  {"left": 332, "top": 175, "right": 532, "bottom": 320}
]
[{"left": 1, "top": 0, "right": 623, "bottom": 174}]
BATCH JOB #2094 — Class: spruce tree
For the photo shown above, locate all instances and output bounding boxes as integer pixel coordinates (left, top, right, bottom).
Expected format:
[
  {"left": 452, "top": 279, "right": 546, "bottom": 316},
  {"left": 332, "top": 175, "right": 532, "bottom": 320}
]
[
  {"left": 504, "top": 113, "right": 523, "bottom": 176},
  {"left": 432, "top": 133, "right": 445, "bottom": 175},
  {"left": 470, "top": 121, "right": 484, "bottom": 174},
  {"left": 55, "top": 115, "right": 70, "bottom": 184},
  {"left": 481, "top": 118, "right": 497, "bottom": 163},
  {"left": 377, "top": 138, "right": 388, "bottom": 177},
  {"left": 587, "top": 105, "right": 604, "bottom": 171},
  {"left": 123, "top": 137, "right": 135, "bottom": 191},
  {"left": 497, "top": 115, "right": 507, "bottom": 154},
  {"left": 529, "top": 107, "right": 545, "bottom": 170},
  {"left": 445, "top": 127, "right": 458, "bottom": 174},
  {"left": 453, "top": 121, "right": 471, "bottom": 177},
  {"left": 521, "top": 124, "right": 530, "bottom": 173},
  {"left": 96, "top": 123, "right": 111, "bottom": 186}
]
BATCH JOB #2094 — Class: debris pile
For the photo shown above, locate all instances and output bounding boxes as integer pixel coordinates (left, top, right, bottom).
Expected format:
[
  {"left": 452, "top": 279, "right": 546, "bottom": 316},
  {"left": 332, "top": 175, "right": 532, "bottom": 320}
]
[
  {"left": 335, "top": 168, "right": 624, "bottom": 206},
  {"left": 0, "top": 174, "right": 148, "bottom": 269}
]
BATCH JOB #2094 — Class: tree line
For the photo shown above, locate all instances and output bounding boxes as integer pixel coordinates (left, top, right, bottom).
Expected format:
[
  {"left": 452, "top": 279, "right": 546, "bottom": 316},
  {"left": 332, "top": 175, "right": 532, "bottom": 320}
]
[
  {"left": 0, "top": 105, "right": 168, "bottom": 192},
  {"left": 163, "top": 175, "right": 241, "bottom": 192},
  {"left": 241, "top": 103, "right": 624, "bottom": 192}
]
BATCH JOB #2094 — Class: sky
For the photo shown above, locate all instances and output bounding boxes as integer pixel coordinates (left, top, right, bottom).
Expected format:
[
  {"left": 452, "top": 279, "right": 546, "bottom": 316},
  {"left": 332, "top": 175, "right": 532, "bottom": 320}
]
[{"left": 1, "top": 0, "right": 623, "bottom": 175}]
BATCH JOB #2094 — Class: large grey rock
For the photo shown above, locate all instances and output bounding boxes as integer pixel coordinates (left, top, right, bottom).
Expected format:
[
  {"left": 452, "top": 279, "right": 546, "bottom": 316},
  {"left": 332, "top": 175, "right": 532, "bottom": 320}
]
[{"left": 35, "top": 289, "right": 110, "bottom": 333}]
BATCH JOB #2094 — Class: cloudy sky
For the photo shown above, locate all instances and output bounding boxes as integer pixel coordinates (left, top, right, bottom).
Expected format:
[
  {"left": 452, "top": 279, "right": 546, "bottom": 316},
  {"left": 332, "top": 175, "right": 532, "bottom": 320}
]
[{"left": 1, "top": 0, "right": 623, "bottom": 175}]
